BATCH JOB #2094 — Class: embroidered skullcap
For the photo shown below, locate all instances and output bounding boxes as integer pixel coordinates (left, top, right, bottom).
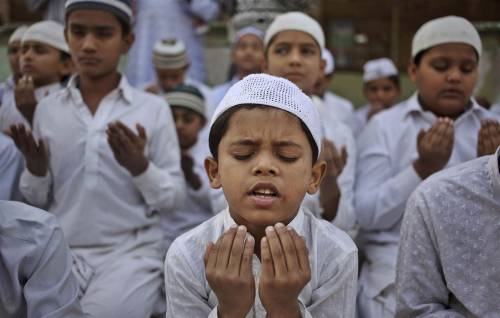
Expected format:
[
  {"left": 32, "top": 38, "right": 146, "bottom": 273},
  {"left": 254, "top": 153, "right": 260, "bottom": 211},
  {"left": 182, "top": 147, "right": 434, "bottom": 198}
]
[
  {"left": 234, "top": 26, "right": 265, "bottom": 44},
  {"left": 153, "top": 38, "right": 189, "bottom": 70},
  {"left": 22, "top": 21, "right": 69, "bottom": 53},
  {"left": 210, "top": 73, "right": 322, "bottom": 159},
  {"left": 65, "top": 0, "right": 133, "bottom": 26},
  {"left": 9, "top": 25, "right": 29, "bottom": 44},
  {"left": 166, "top": 85, "right": 206, "bottom": 119},
  {"left": 363, "top": 58, "right": 398, "bottom": 82}
]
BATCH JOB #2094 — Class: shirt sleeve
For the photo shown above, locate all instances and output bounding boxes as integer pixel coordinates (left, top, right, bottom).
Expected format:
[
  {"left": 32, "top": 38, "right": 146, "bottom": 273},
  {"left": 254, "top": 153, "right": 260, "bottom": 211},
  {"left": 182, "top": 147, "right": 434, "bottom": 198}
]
[
  {"left": 189, "top": 0, "right": 220, "bottom": 22},
  {"left": 0, "top": 134, "right": 24, "bottom": 200},
  {"left": 396, "top": 190, "right": 466, "bottom": 317},
  {"left": 24, "top": 217, "right": 86, "bottom": 318},
  {"left": 355, "top": 118, "right": 422, "bottom": 230},
  {"left": 132, "top": 103, "right": 185, "bottom": 213}
]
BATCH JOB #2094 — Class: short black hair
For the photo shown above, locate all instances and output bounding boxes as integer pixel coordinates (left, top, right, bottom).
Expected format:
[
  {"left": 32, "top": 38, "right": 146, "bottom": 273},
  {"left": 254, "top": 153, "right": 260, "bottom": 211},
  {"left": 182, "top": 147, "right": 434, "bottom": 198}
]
[
  {"left": 208, "top": 105, "right": 318, "bottom": 163},
  {"left": 65, "top": 11, "right": 131, "bottom": 37}
]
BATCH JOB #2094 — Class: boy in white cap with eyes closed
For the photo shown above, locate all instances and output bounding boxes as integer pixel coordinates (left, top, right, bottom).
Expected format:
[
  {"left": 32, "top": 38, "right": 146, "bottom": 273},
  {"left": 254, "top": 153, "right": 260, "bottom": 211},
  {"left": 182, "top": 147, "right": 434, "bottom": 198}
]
[
  {"left": 0, "top": 21, "right": 72, "bottom": 132},
  {"left": 354, "top": 57, "right": 400, "bottom": 135},
  {"left": 165, "top": 73, "right": 357, "bottom": 318},
  {"left": 263, "top": 11, "right": 357, "bottom": 232},
  {"left": 355, "top": 16, "right": 500, "bottom": 318}
]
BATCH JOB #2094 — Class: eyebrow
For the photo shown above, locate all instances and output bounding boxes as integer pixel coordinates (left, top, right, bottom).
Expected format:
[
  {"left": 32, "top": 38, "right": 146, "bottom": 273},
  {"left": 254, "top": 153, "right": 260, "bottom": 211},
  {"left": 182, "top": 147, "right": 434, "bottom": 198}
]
[
  {"left": 229, "top": 139, "right": 302, "bottom": 148},
  {"left": 69, "top": 22, "right": 116, "bottom": 30}
]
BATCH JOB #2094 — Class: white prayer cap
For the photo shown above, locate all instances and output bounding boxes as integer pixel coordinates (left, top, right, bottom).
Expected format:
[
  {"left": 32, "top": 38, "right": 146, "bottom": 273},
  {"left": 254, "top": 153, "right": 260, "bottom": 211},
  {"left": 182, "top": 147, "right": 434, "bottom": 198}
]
[
  {"left": 322, "top": 48, "right": 335, "bottom": 75},
  {"left": 363, "top": 58, "right": 398, "bottom": 82},
  {"left": 65, "top": 0, "right": 133, "bottom": 26},
  {"left": 412, "top": 16, "right": 482, "bottom": 59},
  {"left": 210, "top": 73, "right": 322, "bottom": 158},
  {"left": 234, "top": 26, "right": 265, "bottom": 44},
  {"left": 264, "top": 12, "right": 325, "bottom": 50},
  {"left": 166, "top": 84, "right": 206, "bottom": 119},
  {"left": 152, "top": 38, "right": 189, "bottom": 70},
  {"left": 8, "top": 25, "right": 29, "bottom": 44},
  {"left": 22, "top": 21, "right": 69, "bottom": 53}
]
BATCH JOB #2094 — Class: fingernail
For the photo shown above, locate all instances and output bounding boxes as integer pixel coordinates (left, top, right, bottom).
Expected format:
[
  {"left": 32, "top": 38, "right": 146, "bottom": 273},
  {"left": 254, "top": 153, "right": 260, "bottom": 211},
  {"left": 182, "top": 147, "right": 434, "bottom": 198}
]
[
  {"left": 275, "top": 222, "right": 285, "bottom": 229},
  {"left": 286, "top": 226, "right": 293, "bottom": 231},
  {"left": 230, "top": 224, "right": 237, "bottom": 229},
  {"left": 266, "top": 226, "right": 274, "bottom": 233},
  {"left": 246, "top": 236, "right": 254, "bottom": 243},
  {"left": 238, "top": 225, "right": 246, "bottom": 231}
]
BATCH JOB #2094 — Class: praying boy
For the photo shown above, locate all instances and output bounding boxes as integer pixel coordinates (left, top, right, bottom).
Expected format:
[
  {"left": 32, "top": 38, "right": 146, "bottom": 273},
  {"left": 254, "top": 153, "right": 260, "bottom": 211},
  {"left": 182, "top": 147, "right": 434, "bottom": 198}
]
[
  {"left": 165, "top": 74, "right": 357, "bottom": 318},
  {"left": 355, "top": 16, "right": 500, "bottom": 318},
  {"left": 10, "top": 0, "right": 184, "bottom": 317}
]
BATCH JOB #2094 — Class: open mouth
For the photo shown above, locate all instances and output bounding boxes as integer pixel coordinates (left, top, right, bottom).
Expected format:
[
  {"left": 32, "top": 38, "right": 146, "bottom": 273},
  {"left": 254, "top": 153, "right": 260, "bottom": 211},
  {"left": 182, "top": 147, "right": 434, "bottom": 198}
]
[
  {"left": 251, "top": 189, "right": 279, "bottom": 198},
  {"left": 248, "top": 183, "right": 280, "bottom": 199}
]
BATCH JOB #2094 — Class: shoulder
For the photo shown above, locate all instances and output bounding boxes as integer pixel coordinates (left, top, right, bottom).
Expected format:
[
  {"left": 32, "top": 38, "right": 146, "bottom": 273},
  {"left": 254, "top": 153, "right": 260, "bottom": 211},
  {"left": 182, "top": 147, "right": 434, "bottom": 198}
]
[
  {"left": 131, "top": 87, "right": 168, "bottom": 109},
  {"left": 326, "top": 92, "right": 353, "bottom": 110}
]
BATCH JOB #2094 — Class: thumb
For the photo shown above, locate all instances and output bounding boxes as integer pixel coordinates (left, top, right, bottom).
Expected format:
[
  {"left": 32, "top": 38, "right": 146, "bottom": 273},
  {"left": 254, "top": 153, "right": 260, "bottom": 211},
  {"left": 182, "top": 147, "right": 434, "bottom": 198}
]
[{"left": 417, "top": 129, "right": 426, "bottom": 144}]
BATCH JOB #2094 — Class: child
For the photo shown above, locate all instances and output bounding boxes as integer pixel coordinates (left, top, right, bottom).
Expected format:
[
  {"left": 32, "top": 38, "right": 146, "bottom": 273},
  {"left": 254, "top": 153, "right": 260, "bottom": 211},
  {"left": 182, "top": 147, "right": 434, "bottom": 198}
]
[
  {"left": 0, "top": 200, "right": 84, "bottom": 318},
  {"left": 210, "top": 26, "right": 265, "bottom": 114},
  {"left": 263, "top": 12, "right": 357, "bottom": 231},
  {"left": 0, "top": 21, "right": 72, "bottom": 132},
  {"left": 10, "top": 0, "right": 184, "bottom": 317},
  {"left": 0, "top": 25, "right": 28, "bottom": 109},
  {"left": 163, "top": 84, "right": 224, "bottom": 248},
  {"left": 396, "top": 146, "right": 500, "bottom": 316},
  {"left": 355, "top": 16, "right": 500, "bottom": 318},
  {"left": 165, "top": 73, "right": 358, "bottom": 317},
  {"left": 354, "top": 58, "right": 400, "bottom": 135},
  {"left": 315, "top": 48, "right": 355, "bottom": 129}
]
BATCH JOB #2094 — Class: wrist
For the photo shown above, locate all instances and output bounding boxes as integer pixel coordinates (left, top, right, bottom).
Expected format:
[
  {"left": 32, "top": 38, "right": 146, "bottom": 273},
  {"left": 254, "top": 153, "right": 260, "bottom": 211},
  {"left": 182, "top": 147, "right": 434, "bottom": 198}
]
[
  {"left": 217, "top": 305, "right": 247, "bottom": 318},
  {"left": 129, "top": 158, "right": 149, "bottom": 176},
  {"left": 413, "top": 158, "right": 436, "bottom": 179},
  {"left": 26, "top": 161, "right": 47, "bottom": 177},
  {"left": 266, "top": 301, "right": 301, "bottom": 318}
]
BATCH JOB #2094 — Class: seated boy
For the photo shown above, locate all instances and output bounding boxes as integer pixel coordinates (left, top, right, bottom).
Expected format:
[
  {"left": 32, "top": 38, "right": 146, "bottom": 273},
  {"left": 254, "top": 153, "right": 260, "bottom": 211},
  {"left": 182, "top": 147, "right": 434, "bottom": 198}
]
[
  {"left": 354, "top": 58, "right": 400, "bottom": 135},
  {"left": 355, "top": 16, "right": 500, "bottom": 318},
  {"left": 263, "top": 12, "right": 356, "bottom": 231},
  {"left": 0, "top": 200, "right": 85, "bottom": 318},
  {"left": 396, "top": 144, "right": 500, "bottom": 316},
  {"left": 165, "top": 74, "right": 358, "bottom": 318},
  {"left": 0, "top": 21, "right": 72, "bottom": 131}
]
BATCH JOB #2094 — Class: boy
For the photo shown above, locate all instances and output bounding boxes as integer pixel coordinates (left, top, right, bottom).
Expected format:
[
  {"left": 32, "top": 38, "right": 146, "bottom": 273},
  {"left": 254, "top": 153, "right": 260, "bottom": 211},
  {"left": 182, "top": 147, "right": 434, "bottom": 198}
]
[
  {"left": 210, "top": 26, "right": 265, "bottom": 114},
  {"left": 355, "top": 16, "right": 500, "bottom": 318},
  {"left": 314, "top": 48, "right": 355, "bottom": 129},
  {"left": 165, "top": 74, "right": 358, "bottom": 318},
  {"left": 354, "top": 58, "right": 400, "bottom": 134},
  {"left": 10, "top": 0, "right": 184, "bottom": 317},
  {"left": 163, "top": 84, "right": 224, "bottom": 248},
  {"left": 0, "top": 200, "right": 84, "bottom": 318},
  {"left": 396, "top": 146, "right": 500, "bottom": 316},
  {"left": 0, "top": 21, "right": 72, "bottom": 132},
  {"left": 0, "top": 25, "right": 28, "bottom": 109},
  {"left": 263, "top": 12, "right": 356, "bottom": 231}
]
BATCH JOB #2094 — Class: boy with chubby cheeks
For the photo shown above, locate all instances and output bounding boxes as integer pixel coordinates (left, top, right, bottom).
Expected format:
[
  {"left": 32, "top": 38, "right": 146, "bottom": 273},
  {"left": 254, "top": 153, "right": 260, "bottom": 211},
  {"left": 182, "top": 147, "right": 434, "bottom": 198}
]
[{"left": 165, "top": 74, "right": 358, "bottom": 318}]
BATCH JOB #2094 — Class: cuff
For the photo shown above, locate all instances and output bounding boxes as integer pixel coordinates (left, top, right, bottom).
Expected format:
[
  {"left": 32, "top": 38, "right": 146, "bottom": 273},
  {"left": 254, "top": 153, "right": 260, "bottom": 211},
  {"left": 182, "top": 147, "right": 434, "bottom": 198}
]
[
  {"left": 20, "top": 168, "right": 51, "bottom": 190},
  {"left": 132, "top": 161, "right": 164, "bottom": 193},
  {"left": 299, "top": 299, "right": 312, "bottom": 318},
  {"left": 393, "top": 165, "right": 422, "bottom": 200}
]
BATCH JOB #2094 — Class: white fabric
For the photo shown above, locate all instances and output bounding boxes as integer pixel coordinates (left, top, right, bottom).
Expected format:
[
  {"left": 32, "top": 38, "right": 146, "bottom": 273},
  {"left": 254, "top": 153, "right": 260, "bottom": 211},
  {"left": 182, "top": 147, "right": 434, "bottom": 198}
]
[
  {"left": 304, "top": 96, "right": 356, "bottom": 232},
  {"left": 264, "top": 11, "right": 325, "bottom": 50},
  {"left": 322, "top": 91, "right": 355, "bottom": 130},
  {"left": 0, "top": 82, "right": 64, "bottom": 132},
  {"left": 355, "top": 93, "right": 500, "bottom": 316},
  {"left": 153, "top": 38, "right": 186, "bottom": 56},
  {"left": 165, "top": 207, "right": 358, "bottom": 318},
  {"left": 8, "top": 25, "right": 28, "bottom": 44},
  {"left": 362, "top": 58, "right": 398, "bottom": 82},
  {"left": 353, "top": 104, "right": 370, "bottom": 136},
  {"left": 490, "top": 103, "right": 500, "bottom": 115},
  {"left": 0, "top": 77, "right": 15, "bottom": 115},
  {"left": 234, "top": 26, "right": 265, "bottom": 43},
  {"left": 0, "top": 200, "right": 85, "bottom": 318},
  {"left": 22, "top": 20, "right": 69, "bottom": 53},
  {"left": 211, "top": 74, "right": 323, "bottom": 158},
  {"left": 396, "top": 149, "right": 500, "bottom": 317},
  {"left": 322, "top": 48, "right": 335, "bottom": 75},
  {"left": 19, "top": 75, "right": 185, "bottom": 248},
  {"left": 0, "top": 133, "right": 24, "bottom": 200},
  {"left": 412, "top": 15, "right": 482, "bottom": 58},
  {"left": 65, "top": 0, "right": 133, "bottom": 21}
]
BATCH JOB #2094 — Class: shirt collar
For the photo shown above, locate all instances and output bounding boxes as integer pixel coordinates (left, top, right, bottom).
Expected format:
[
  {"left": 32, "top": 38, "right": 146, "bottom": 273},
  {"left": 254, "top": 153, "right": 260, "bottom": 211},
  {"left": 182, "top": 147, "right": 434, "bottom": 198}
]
[
  {"left": 65, "top": 74, "right": 133, "bottom": 105},
  {"left": 34, "top": 82, "right": 62, "bottom": 101},
  {"left": 222, "top": 207, "right": 305, "bottom": 237}
]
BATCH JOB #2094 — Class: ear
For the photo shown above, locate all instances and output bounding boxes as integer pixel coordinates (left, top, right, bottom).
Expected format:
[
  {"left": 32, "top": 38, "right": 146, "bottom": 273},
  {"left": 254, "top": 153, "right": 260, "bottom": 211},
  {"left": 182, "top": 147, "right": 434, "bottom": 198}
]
[
  {"left": 307, "top": 159, "right": 327, "bottom": 194},
  {"left": 408, "top": 62, "right": 418, "bottom": 84},
  {"left": 122, "top": 32, "right": 135, "bottom": 54},
  {"left": 204, "top": 156, "right": 222, "bottom": 189}
]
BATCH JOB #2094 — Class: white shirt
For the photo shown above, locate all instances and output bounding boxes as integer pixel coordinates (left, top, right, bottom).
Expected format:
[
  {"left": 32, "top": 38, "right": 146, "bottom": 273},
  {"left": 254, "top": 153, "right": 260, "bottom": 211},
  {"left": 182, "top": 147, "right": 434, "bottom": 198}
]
[
  {"left": 355, "top": 93, "right": 500, "bottom": 296},
  {"left": 490, "top": 103, "right": 500, "bottom": 116},
  {"left": 322, "top": 91, "right": 355, "bottom": 130},
  {"left": 0, "top": 82, "right": 63, "bottom": 132},
  {"left": 304, "top": 96, "right": 357, "bottom": 232},
  {"left": 19, "top": 75, "right": 185, "bottom": 248},
  {"left": 0, "top": 76, "right": 15, "bottom": 110},
  {"left": 353, "top": 104, "right": 370, "bottom": 136},
  {"left": 165, "top": 207, "right": 358, "bottom": 318},
  {"left": 0, "top": 200, "right": 85, "bottom": 318},
  {"left": 396, "top": 149, "right": 500, "bottom": 317},
  {"left": 0, "top": 133, "right": 23, "bottom": 200}
]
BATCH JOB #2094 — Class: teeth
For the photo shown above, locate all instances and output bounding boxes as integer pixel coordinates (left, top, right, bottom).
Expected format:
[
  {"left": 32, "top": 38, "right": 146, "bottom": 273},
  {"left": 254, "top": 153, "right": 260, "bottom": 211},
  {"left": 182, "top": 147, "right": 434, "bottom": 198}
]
[{"left": 254, "top": 189, "right": 275, "bottom": 196}]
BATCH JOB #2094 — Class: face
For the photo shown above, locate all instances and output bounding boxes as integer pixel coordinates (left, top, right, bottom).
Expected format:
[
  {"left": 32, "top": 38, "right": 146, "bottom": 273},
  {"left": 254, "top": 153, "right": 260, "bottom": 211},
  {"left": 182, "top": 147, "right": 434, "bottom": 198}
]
[
  {"left": 66, "top": 10, "right": 133, "bottom": 80},
  {"left": 20, "top": 41, "right": 70, "bottom": 87},
  {"left": 156, "top": 67, "right": 187, "bottom": 92},
  {"left": 232, "top": 34, "right": 264, "bottom": 76},
  {"left": 171, "top": 107, "right": 205, "bottom": 150},
  {"left": 264, "top": 30, "right": 325, "bottom": 95},
  {"left": 409, "top": 43, "right": 478, "bottom": 117},
  {"left": 8, "top": 40, "right": 22, "bottom": 80},
  {"left": 205, "top": 107, "right": 325, "bottom": 230},
  {"left": 363, "top": 77, "right": 400, "bottom": 109}
]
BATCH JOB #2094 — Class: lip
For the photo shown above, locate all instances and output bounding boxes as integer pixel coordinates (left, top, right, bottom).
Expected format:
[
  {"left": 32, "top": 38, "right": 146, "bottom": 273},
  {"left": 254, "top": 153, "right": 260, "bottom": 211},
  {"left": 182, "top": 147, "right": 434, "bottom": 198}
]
[
  {"left": 247, "top": 182, "right": 280, "bottom": 209},
  {"left": 78, "top": 57, "right": 101, "bottom": 65},
  {"left": 21, "top": 64, "right": 35, "bottom": 73},
  {"left": 440, "top": 89, "right": 463, "bottom": 98},
  {"left": 284, "top": 72, "right": 304, "bottom": 80}
]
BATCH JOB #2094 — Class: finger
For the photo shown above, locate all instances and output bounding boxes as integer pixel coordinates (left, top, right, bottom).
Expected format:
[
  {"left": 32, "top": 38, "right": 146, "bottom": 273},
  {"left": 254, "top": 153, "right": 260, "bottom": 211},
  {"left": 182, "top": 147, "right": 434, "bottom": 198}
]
[
  {"left": 240, "top": 236, "right": 254, "bottom": 277},
  {"left": 275, "top": 223, "right": 300, "bottom": 272},
  {"left": 290, "top": 229, "right": 311, "bottom": 275},
  {"left": 136, "top": 124, "right": 147, "bottom": 141},
  {"left": 227, "top": 225, "right": 247, "bottom": 274},
  {"left": 265, "top": 225, "right": 287, "bottom": 276},
  {"left": 340, "top": 146, "right": 348, "bottom": 167},
  {"left": 260, "top": 237, "right": 274, "bottom": 278},
  {"left": 115, "top": 121, "right": 138, "bottom": 142},
  {"left": 215, "top": 226, "right": 237, "bottom": 269},
  {"left": 441, "top": 119, "right": 454, "bottom": 149},
  {"left": 107, "top": 129, "right": 124, "bottom": 158},
  {"left": 205, "top": 241, "right": 219, "bottom": 274},
  {"left": 204, "top": 242, "right": 214, "bottom": 267}
]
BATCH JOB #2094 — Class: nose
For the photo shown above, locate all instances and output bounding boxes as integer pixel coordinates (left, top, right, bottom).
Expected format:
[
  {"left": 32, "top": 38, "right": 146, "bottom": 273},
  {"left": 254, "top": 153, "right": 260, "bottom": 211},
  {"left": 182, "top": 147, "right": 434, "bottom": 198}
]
[
  {"left": 251, "top": 152, "right": 278, "bottom": 176},
  {"left": 446, "top": 67, "right": 462, "bottom": 83},
  {"left": 288, "top": 48, "right": 302, "bottom": 67},
  {"left": 82, "top": 34, "right": 97, "bottom": 52}
]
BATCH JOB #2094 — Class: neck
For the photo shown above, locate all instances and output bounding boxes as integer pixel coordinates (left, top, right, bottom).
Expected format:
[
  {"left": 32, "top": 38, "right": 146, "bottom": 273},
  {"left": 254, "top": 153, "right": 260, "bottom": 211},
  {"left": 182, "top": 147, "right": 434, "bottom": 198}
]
[
  {"left": 417, "top": 94, "right": 467, "bottom": 120},
  {"left": 78, "top": 71, "right": 121, "bottom": 114}
]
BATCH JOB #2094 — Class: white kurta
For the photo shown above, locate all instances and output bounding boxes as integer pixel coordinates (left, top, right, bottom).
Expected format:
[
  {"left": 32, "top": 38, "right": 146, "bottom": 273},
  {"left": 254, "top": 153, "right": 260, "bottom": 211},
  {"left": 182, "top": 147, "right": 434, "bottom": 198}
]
[
  {"left": 165, "top": 207, "right": 358, "bottom": 318},
  {"left": 353, "top": 104, "right": 370, "bottom": 137},
  {"left": 18, "top": 75, "right": 184, "bottom": 317},
  {"left": 0, "top": 82, "right": 63, "bottom": 132},
  {"left": 322, "top": 91, "right": 355, "bottom": 130},
  {"left": 355, "top": 93, "right": 500, "bottom": 317},
  {"left": 0, "top": 200, "right": 84, "bottom": 318},
  {"left": 0, "top": 133, "right": 23, "bottom": 200},
  {"left": 0, "top": 77, "right": 14, "bottom": 111},
  {"left": 396, "top": 149, "right": 500, "bottom": 317},
  {"left": 490, "top": 103, "right": 500, "bottom": 116}
]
